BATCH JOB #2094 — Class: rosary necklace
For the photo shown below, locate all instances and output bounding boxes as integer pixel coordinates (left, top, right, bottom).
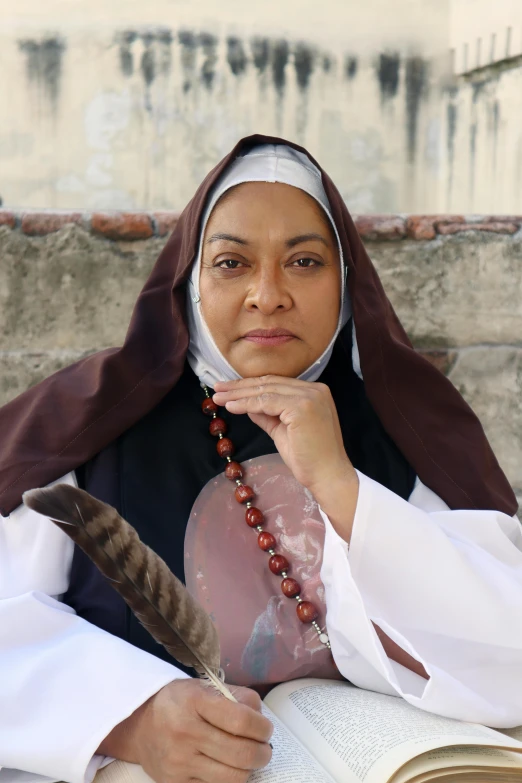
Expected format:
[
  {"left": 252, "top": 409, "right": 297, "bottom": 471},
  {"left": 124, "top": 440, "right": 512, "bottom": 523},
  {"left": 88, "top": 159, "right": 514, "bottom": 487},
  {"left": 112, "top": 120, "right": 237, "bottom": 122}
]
[{"left": 201, "top": 385, "right": 331, "bottom": 650}]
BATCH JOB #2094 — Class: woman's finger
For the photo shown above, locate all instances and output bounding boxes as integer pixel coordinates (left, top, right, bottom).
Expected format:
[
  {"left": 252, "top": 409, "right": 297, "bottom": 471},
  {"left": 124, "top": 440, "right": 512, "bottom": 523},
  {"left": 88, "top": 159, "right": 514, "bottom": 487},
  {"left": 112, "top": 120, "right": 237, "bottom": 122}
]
[
  {"left": 222, "top": 393, "right": 302, "bottom": 419},
  {"left": 196, "top": 690, "right": 274, "bottom": 744},
  {"left": 197, "top": 723, "right": 273, "bottom": 772},
  {"left": 213, "top": 383, "right": 314, "bottom": 406}
]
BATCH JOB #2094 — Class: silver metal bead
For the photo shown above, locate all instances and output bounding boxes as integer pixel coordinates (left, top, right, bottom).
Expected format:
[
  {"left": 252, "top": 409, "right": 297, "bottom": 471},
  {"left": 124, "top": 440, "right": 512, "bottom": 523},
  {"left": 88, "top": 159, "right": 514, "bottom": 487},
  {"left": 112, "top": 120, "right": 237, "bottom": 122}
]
[
  {"left": 218, "top": 433, "right": 223, "bottom": 439},
  {"left": 319, "top": 633, "right": 330, "bottom": 645},
  {"left": 226, "top": 456, "right": 232, "bottom": 462},
  {"left": 295, "top": 596, "right": 303, "bottom": 602},
  {"left": 268, "top": 549, "right": 275, "bottom": 556},
  {"left": 235, "top": 479, "right": 242, "bottom": 486},
  {"left": 281, "top": 571, "right": 288, "bottom": 578},
  {"left": 246, "top": 501, "right": 252, "bottom": 508},
  {"left": 256, "top": 525, "right": 263, "bottom": 532}
]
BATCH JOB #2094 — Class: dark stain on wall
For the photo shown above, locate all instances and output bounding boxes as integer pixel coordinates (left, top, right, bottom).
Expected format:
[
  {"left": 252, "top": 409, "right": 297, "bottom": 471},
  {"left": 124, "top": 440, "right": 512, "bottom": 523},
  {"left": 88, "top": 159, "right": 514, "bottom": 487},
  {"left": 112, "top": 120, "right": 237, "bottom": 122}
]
[
  {"left": 447, "top": 102, "right": 457, "bottom": 162},
  {"left": 377, "top": 52, "right": 400, "bottom": 101},
  {"left": 446, "top": 102, "right": 457, "bottom": 201},
  {"left": 179, "top": 29, "right": 197, "bottom": 92},
  {"left": 405, "top": 56, "right": 428, "bottom": 162},
  {"left": 492, "top": 100, "right": 500, "bottom": 170},
  {"left": 141, "top": 34, "right": 156, "bottom": 86},
  {"left": 18, "top": 36, "right": 66, "bottom": 112},
  {"left": 227, "top": 37, "right": 248, "bottom": 76},
  {"left": 322, "top": 54, "right": 332, "bottom": 73},
  {"left": 469, "top": 121, "right": 477, "bottom": 201},
  {"left": 271, "top": 39, "right": 289, "bottom": 94},
  {"left": 251, "top": 37, "right": 270, "bottom": 74},
  {"left": 200, "top": 32, "right": 218, "bottom": 90},
  {"left": 345, "top": 55, "right": 358, "bottom": 80},
  {"left": 472, "top": 80, "right": 486, "bottom": 104},
  {"left": 294, "top": 42, "right": 315, "bottom": 90},
  {"left": 157, "top": 29, "right": 173, "bottom": 75},
  {"left": 118, "top": 30, "right": 137, "bottom": 76}
]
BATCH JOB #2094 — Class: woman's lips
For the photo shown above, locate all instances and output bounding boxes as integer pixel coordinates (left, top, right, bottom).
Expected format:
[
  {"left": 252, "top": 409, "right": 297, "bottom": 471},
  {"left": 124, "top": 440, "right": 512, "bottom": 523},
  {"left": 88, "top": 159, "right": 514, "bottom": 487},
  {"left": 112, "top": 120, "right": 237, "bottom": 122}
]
[{"left": 242, "top": 329, "right": 296, "bottom": 346}]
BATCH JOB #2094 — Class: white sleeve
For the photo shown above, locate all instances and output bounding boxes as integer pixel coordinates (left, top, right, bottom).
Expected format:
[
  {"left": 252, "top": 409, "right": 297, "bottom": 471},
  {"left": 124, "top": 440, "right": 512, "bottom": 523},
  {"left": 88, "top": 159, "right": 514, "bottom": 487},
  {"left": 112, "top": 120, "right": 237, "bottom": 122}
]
[
  {"left": 319, "top": 470, "right": 522, "bottom": 728},
  {"left": 0, "top": 472, "right": 189, "bottom": 783}
]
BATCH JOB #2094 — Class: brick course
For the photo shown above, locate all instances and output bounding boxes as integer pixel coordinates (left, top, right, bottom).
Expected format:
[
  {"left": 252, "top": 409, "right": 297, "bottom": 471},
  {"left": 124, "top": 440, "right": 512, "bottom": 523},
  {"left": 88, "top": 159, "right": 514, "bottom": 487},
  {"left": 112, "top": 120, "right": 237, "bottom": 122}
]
[
  {"left": 0, "top": 209, "right": 522, "bottom": 242},
  {"left": 1, "top": 210, "right": 520, "bottom": 241}
]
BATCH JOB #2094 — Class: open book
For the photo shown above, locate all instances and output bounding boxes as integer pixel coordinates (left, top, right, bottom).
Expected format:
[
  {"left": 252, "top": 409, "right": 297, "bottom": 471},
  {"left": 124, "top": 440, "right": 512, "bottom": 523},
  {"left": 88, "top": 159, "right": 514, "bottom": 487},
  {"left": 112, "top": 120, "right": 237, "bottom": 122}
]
[{"left": 96, "top": 678, "right": 522, "bottom": 783}]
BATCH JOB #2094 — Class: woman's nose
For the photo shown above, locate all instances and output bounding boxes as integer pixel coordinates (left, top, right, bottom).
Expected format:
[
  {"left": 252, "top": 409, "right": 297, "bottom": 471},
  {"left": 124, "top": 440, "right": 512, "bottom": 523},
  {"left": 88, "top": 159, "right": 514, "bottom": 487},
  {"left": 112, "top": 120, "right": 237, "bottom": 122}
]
[{"left": 244, "top": 270, "right": 293, "bottom": 314}]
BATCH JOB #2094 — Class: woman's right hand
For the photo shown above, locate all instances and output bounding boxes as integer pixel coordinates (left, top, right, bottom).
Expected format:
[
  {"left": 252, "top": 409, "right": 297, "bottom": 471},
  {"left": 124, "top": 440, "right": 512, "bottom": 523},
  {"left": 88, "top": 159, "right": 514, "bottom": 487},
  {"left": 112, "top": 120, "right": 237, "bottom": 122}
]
[{"left": 96, "top": 678, "right": 273, "bottom": 783}]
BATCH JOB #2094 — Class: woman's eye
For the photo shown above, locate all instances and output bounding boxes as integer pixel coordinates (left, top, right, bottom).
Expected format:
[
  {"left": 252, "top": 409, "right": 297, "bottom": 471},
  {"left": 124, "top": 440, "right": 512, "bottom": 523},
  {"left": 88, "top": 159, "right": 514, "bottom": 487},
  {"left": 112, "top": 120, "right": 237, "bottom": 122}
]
[
  {"left": 291, "top": 258, "right": 320, "bottom": 268},
  {"left": 216, "top": 259, "right": 243, "bottom": 269}
]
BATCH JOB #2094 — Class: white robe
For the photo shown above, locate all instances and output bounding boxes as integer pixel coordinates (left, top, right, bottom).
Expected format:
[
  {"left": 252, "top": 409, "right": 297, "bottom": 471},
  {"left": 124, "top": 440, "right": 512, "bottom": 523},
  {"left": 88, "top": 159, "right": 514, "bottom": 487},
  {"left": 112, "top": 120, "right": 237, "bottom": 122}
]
[{"left": 1, "top": 470, "right": 521, "bottom": 783}]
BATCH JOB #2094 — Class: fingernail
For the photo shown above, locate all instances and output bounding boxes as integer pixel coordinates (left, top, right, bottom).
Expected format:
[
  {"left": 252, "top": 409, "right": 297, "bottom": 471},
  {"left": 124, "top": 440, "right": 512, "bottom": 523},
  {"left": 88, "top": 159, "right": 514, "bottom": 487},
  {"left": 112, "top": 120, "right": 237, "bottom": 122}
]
[{"left": 269, "top": 743, "right": 273, "bottom": 750}]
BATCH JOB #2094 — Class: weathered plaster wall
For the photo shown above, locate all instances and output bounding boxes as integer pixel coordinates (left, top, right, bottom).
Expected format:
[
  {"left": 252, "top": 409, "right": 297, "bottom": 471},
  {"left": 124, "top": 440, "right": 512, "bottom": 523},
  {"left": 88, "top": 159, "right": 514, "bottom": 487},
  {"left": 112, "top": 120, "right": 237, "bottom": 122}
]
[
  {"left": 3, "top": 1, "right": 522, "bottom": 214},
  {"left": 0, "top": 208, "right": 520, "bottom": 510},
  {"left": 0, "top": 0, "right": 450, "bottom": 214}
]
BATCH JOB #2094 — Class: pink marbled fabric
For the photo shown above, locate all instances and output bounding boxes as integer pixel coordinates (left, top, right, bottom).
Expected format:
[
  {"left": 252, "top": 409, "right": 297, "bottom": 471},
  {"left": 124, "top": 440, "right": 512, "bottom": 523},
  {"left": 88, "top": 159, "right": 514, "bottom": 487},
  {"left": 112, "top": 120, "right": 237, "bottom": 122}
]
[{"left": 184, "top": 453, "right": 343, "bottom": 688}]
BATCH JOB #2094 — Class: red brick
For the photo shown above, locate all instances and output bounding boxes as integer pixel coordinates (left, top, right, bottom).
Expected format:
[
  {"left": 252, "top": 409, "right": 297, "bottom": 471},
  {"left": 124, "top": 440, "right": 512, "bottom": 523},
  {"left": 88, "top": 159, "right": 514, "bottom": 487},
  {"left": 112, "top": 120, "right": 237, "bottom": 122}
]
[
  {"left": 416, "top": 350, "right": 457, "bottom": 376},
  {"left": 0, "top": 210, "right": 16, "bottom": 229},
  {"left": 433, "top": 215, "right": 465, "bottom": 234},
  {"left": 354, "top": 215, "right": 406, "bottom": 241},
  {"left": 91, "top": 212, "right": 154, "bottom": 240},
  {"left": 21, "top": 212, "right": 82, "bottom": 235},
  {"left": 405, "top": 216, "right": 436, "bottom": 240},
  {"left": 483, "top": 215, "right": 522, "bottom": 223},
  {"left": 154, "top": 211, "right": 180, "bottom": 237},
  {"left": 438, "top": 221, "right": 518, "bottom": 235}
]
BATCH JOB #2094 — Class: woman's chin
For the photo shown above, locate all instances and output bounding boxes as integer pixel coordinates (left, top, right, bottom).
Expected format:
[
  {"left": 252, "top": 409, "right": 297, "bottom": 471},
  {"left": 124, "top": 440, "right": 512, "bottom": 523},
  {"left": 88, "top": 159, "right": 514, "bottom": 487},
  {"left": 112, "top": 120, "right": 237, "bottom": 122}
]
[{"left": 228, "top": 348, "right": 314, "bottom": 379}]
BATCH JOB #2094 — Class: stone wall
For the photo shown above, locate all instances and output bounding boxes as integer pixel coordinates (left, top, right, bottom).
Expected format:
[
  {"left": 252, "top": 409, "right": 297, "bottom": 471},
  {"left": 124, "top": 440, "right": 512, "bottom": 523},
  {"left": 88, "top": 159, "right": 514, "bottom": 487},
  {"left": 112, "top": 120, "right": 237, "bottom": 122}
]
[{"left": 0, "top": 209, "right": 520, "bottom": 510}]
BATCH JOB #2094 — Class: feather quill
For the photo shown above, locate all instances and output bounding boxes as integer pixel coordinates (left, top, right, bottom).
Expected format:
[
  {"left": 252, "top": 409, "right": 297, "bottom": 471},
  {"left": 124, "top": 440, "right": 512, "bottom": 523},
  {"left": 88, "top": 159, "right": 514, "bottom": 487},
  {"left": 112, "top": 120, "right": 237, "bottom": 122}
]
[{"left": 23, "top": 483, "right": 236, "bottom": 701}]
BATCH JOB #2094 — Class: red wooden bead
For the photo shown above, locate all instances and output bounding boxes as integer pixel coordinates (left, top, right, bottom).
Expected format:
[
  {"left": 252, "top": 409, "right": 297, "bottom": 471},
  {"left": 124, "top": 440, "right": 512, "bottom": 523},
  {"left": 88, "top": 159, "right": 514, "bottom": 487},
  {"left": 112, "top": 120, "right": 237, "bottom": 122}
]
[
  {"left": 281, "top": 578, "right": 301, "bottom": 598},
  {"left": 235, "top": 484, "right": 255, "bottom": 504},
  {"left": 296, "top": 601, "right": 318, "bottom": 623},
  {"left": 245, "top": 507, "right": 264, "bottom": 527},
  {"left": 225, "top": 461, "right": 243, "bottom": 480},
  {"left": 258, "top": 532, "right": 276, "bottom": 551},
  {"left": 216, "top": 437, "right": 234, "bottom": 458},
  {"left": 209, "top": 417, "right": 227, "bottom": 436},
  {"left": 269, "top": 554, "right": 289, "bottom": 575},
  {"left": 202, "top": 398, "right": 218, "bottom": 416}
]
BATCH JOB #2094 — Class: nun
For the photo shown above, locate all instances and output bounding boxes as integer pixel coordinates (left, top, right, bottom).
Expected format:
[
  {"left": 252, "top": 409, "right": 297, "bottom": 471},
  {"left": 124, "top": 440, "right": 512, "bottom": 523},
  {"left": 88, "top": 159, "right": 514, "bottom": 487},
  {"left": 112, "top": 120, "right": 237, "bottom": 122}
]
[{"left": 0, "top": 137, "right": 521, "bottom": 783}]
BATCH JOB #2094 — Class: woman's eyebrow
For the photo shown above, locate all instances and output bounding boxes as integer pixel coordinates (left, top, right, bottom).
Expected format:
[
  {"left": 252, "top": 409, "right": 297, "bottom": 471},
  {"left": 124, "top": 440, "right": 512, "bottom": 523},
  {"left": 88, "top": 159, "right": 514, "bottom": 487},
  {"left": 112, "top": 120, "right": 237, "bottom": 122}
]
[
  {"left": 206, "top": 232, "right": 248, "bottom": 245},
  {"left": 206, "top": 231, "right": 330, "bottom": 249},
  {"left": 286, "top": 233, "right": 329, "bottom": 248}
]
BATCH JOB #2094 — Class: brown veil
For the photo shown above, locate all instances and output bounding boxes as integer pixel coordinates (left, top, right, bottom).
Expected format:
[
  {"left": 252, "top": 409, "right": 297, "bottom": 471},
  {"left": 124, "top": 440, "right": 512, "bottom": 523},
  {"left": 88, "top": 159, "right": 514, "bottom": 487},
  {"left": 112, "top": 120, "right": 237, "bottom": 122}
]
[{"left": 0, "top": 134, "right": 516, "bottom": 517}]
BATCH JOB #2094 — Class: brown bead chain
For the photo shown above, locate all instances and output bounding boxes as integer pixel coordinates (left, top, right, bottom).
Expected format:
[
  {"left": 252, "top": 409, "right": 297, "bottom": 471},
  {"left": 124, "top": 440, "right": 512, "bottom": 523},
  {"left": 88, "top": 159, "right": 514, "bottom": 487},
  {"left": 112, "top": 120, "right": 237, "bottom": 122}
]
[{"left": 201, "top": 385, "right": 331, "bottom": 649}]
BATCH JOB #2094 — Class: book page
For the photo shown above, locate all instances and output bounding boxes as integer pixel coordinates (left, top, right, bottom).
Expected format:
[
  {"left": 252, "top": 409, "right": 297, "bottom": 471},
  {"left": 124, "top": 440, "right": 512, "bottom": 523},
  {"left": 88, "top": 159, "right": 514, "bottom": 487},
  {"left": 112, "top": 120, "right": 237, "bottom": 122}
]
[
  {"left": 392, "top": 746, "right": 522, "bottom": 783},
  {"left": 264, "top": 679, "right": 522, "bottom": 783},
  {"left": 248, "top": 705, "right": 335, "bottom": 783}
]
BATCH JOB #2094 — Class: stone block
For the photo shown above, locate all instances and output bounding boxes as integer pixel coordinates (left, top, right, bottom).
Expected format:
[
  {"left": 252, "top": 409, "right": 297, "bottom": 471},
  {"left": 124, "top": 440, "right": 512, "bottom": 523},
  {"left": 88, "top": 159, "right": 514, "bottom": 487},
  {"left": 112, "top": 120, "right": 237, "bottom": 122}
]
[
  {"left": 0, "top": 351, "right": 91, "bottom": 407},
  {"left": 0, "top": 224, "right": 166, "bottom": 351},
  {"left": 438, "top": 221, "right": 519, "bottom": 236},
  {"left": 21, "top": 212, "right": 83, "bottom": 236},
  {"left": 354, "top": 215, "right": 406, "bottom": 241},
  {"left": 0, "top": 211, "right": 16, "bottom": 229},
  {"left": 368, "top": 233, "right": 522, "bottom": 346},
  {"left": 406, "top": 216, "right": 436, "bottom": 240},
  {"left": 448, "top": 347, "right": 522, "bottom": 495},
  {"left": 91, "top": 213, "right": 154, "bottom": 240}
]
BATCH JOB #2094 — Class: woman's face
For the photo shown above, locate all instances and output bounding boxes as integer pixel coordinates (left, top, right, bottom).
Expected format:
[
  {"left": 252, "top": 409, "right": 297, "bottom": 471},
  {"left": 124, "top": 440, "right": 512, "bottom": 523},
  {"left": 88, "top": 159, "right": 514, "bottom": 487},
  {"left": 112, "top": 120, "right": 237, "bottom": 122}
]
[{"left": 199, "top": 181, "right": 341, "bottom": 379}]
